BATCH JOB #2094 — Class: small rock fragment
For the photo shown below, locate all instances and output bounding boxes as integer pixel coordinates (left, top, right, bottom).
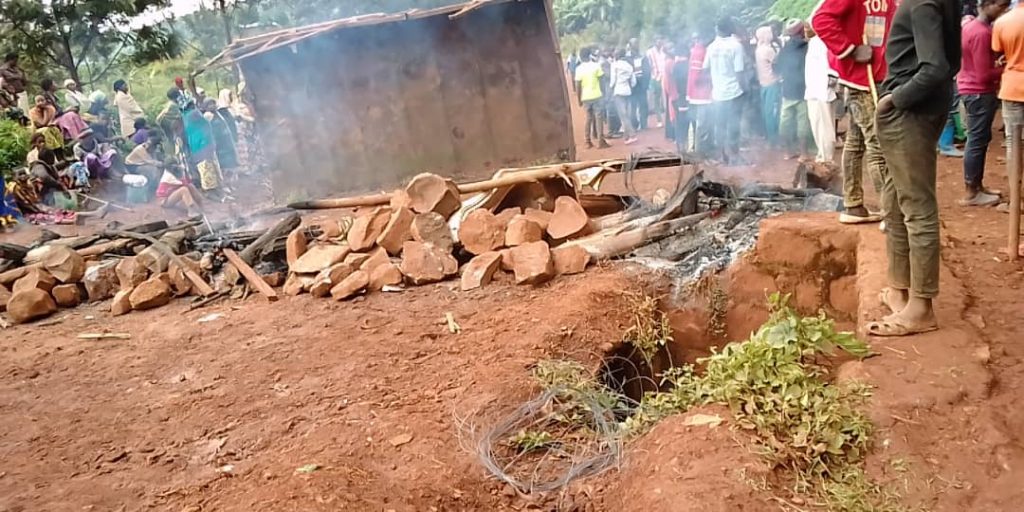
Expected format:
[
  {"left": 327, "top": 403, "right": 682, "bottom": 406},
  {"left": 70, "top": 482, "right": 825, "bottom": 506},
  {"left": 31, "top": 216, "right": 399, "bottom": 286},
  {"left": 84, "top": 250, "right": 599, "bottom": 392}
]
[
  {"left": 110, "top": 289, "right": 133, "bottom": 316},
  {"left": 522, "top": 208, "right": 553, "bottom": 231},
  {"left": 405, "top": 173, "right": 461, "bottom": 218},
  {"left": 286, "top": 228, "right": 308, "bottom": 267},
  {"left": 369, "top": 264, "right": 403, "bottom": 290},
  {"left": 376, "top": 207, "right": 415, "bottom": 255},
  {"left": 505, "top": 216, "right": 544, "bottom": 247},
  {"left": 290, "top": 244, "right": 350, "bottom": 274},
  {"left": 551, "top": 245, "right": 591, "bottom": 275},
  {"left": 494, "top": 207, "right": 522, "bottom": 228},
  {"left": 410, "top": 212, "right": 454, "bottom": 253},
  {"left": 347, "top": 207, "right": 391, "bottom": 252},
  {"left": 116, "top": 257, "right": 149, "bottom": 291},
  {"left": 82, "top": 260, "right": 119, "bottom": 301},
  {"left": 309, "top": 262, "right": 357, "bottom": 298},
  {"left": 359, "top": 247, "right": 391, "bottom": 273}
]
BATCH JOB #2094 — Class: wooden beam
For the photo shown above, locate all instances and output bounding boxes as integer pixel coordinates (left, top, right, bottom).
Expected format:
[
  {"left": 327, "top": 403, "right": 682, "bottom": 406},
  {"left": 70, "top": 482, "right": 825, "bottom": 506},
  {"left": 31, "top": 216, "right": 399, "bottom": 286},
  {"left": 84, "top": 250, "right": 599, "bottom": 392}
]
[
  {"left": 222, "top": 249, "right": 279, "bottom": 302},
  {"left": 238, "top": 213, "right": 302, "bottom": 265}
]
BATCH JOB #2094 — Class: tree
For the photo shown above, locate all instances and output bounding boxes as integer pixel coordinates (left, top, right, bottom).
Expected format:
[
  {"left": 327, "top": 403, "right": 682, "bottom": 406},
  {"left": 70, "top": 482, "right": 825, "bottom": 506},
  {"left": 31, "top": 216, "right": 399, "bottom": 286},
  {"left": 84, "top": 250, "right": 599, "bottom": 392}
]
[{"left": 0, "top": 0, "right": 181, "bottom": 86}]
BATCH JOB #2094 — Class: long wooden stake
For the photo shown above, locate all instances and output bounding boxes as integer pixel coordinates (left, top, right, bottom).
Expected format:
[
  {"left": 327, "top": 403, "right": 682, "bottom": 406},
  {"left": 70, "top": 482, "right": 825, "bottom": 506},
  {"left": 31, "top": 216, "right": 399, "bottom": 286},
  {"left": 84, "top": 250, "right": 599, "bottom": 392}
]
[
  {"left": 1010, "top": 125, "right": 1022, "bottom": 261},
  {"left": 863, "top": 35, "right": 879, "bottom": 106},
  {"left": 222, "top": 248, "right": 279, "bottom": 302}
]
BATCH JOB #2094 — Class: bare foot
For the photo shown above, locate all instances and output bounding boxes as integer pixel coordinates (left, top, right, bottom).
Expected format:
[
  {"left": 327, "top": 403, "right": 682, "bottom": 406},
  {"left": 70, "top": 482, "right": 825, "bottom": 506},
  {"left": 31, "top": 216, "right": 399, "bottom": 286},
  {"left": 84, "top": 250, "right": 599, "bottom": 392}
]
[
  {"left": 867, "top": 297, "right": 938, "bottom": 337},
  {"left": 879, "top": 287, "right": 909, "bottom": 315}
]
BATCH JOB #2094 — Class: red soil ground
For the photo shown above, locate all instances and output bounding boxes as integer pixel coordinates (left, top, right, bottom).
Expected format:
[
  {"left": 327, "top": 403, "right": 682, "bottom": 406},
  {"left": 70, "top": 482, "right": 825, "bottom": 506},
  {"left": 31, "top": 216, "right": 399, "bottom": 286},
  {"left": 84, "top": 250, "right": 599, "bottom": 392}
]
[{"left": 0, "top": 100, "right": 1022, "bottom": 511}]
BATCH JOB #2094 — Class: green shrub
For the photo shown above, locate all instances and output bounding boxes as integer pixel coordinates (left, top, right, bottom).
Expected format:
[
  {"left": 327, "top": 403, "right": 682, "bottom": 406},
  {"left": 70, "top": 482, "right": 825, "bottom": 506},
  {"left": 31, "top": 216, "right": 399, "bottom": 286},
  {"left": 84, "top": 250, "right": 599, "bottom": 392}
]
[{"left": 0, "top": 120, "right": 30, "bottom": 179}]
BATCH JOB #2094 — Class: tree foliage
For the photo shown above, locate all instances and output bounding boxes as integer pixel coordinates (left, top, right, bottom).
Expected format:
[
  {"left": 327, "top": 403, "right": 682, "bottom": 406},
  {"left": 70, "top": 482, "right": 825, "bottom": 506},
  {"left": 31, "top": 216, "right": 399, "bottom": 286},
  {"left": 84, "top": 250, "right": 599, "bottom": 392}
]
[{"left": 0, "top": 0, "right": 182, "bottom": 86}]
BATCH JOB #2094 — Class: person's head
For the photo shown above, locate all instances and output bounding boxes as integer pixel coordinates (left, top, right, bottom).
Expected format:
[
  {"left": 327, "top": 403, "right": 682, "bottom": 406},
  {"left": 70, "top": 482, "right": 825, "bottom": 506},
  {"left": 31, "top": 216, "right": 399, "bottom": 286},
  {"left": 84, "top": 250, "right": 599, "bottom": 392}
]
[
  {"left": 64, "top": 78, "right": 77, "bottom": 91},
  {"left": 614, "top": 48, "right": 627, "bottom": 60},
  {"left": 580, "top": 47, "right": 593, "bottom": 61},
  {"left": 217, "top": 88, "right": 234, "bottom": 109},
  {"left": 30, "top": 132, "right": 45, "bottom": 149},
  {"left": 41, "top": 78, "right": 56, "bottom": 93},
  {"left": 717, "top": 17, "right": 736, "bottom": 37},
  {"left": 113, "top": 79, "right": 128, "bottom": 94},
  {"left": 980, "top": 0, "right": 1011, "bottom": 20},
  {"left": 756, "top": 25, "right": 774, "bottom": 45},
  {"left": 627, "top": 38, "right": 639, "bottom": 51},
  {"left": 166, "top": 87, "right": 182, "bottom": 103},
  {"left": 133, "top": 118, "right": 148, "bottom": 131},
  {"left": 3, "top": 53, "right": 17, "bottom": 65},
  {"left": 664, "top": 43, "right": 677, "bottom": 59},
  {"left": 174, "top": 76, "right": 185, "bottom": 90},
  {"left": 202, "top": 98, "right": 217, "bottom": 113},
  {"left": 33, "top": 95, "right": 46, "bottom": 108},
  {"left": 13, "top": 168, "right": 30, "bottom": 184}
]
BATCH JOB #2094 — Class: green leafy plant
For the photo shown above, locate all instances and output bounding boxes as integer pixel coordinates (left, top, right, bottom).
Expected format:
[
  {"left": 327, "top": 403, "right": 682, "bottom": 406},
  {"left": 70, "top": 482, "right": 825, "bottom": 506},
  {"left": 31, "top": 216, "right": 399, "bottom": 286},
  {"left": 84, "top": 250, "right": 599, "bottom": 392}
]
[
  {"left": 507, "top": 430, "right": 558, "bottom": 453},
  {"left": 623, "top": 292, "right": 673, "bottom": 363},
  {"left": 0, "top": 120, "right": 30, "bottom": 179}
]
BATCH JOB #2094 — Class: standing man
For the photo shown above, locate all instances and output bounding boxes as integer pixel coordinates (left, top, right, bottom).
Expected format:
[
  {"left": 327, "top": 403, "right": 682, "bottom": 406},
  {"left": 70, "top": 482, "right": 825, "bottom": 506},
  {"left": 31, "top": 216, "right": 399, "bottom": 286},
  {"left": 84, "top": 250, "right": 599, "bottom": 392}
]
[
  {"left": 870, "top": 0, "right": 961, "bottom": 336},
  {"left": 0, "top": 53, "right": 28, "bottom": 112},
  {"left": 776, "top": 21, "right": 812, "bottom": 160},
  {"left": 805, "top": 24, "right": 837, "bottom": 165},
  {"left": 647, "top": 38, "right": 667, "bottom": 129},
  {"left": 755, "top": 26, "right": 782, "bottom": 147},
  {"left": 994, "top": 0, "right": 1024, "bottom": 258},
  {"left": 959, "top": 0, "right": 1011, "bottom": 207},
  {"left": 575, "top": 47, "right": 610, "bottom": 149},
  {"left": 688, "top": 32, "right": 716, "bottom": 156},
  {"left": 812, "top": 0, "right": 894, "bottom": 224},
  {"left": 704, "top": 17, "right": 746, "bottom": 165},
  {"left": 627, "top": 38, "right": 652, "bottom": 131},
  {"left": 610, "top": 49, "right": 638, "bottom": 145}
]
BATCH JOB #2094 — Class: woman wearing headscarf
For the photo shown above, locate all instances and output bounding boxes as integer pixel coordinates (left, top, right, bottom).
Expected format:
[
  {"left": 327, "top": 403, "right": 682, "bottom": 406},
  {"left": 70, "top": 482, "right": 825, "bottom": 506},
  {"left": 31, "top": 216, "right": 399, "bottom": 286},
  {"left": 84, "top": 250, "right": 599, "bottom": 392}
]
[
  {"left": 216, "top": 89, "right": 239, "bottom": 139},
  {"left": 182, "top": 97, "right": 222, "bottom": 194},
  {"left": 64, "top": 79, "right": 91, "bottom": 113},
  {"left": 41, "top": 78, "right": 88, "bottom": 140},
  {"left": 28, "top": 95, "right": 65, "bottom": 158},
  {"left": 204, "top": 98, "right": 238, "bottom": 180},
  {"left": 73, "top": 128, "right": 123, "bottom": 180},
  {"left": 113, "top": 79, "right": 145, "bottom": 138}
]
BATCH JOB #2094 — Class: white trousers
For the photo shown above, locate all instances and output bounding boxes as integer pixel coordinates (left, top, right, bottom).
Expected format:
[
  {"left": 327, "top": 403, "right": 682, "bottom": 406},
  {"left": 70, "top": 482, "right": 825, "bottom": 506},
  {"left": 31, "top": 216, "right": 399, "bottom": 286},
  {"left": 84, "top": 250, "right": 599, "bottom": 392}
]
[{"left": 807, "top": 99, "right": 835, "bottom": 163}]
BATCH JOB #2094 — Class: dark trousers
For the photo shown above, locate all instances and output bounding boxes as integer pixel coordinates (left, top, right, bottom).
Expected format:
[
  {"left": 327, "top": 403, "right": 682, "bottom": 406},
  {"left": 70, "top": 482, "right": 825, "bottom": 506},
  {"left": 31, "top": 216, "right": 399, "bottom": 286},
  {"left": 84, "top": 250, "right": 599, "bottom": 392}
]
[
  {"left": 631, "top": 82, "right": 649, "bottom": 130},
  {"left": 962, "top": 93, "right": 999, "bottom": 188},
  {"left": 876, "top": 107, "right": 946, "bottom": 299},
  {"left": 583, "top": 99, "right": 605, "bottom": 144},
  {"left": 691, "top": 103, "right": 715, "bottom": 157},
  {"left": 673, "top": 100, "right": 690, "bottom": 156},
  {"left": 714, "top": 94, "right": 743, "bottom": 160}
]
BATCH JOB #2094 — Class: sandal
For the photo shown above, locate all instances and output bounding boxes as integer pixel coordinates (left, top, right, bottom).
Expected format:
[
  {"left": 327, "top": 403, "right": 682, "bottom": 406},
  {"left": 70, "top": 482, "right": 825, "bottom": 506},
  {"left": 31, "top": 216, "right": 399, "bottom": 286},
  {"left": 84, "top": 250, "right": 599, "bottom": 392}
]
[
  {"left": 878, "top": 288, "right": 905, "bottom": 315},
  {"left": 866, "top": 317, "right": 938, "bottom": 338}
]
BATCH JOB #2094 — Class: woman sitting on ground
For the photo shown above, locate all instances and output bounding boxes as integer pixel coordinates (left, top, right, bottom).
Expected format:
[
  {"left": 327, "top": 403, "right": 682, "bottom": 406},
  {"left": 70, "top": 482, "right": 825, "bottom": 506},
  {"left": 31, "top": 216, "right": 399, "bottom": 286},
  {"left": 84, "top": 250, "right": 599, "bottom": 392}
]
[
  {"left": 156, "top": 164, "right": 203, "bottom": 217},
  {"left": 125, "top": 132, "right": 165, "bottom": 194},
  {"left": 28, "top": 95, "right": 66, "bottom": 159},
  {"left": 73, "top": 128, "right": 123, "bottom": 180},
  {"left": 41, "top": 78, "right": 87, "bottom": 139},
  {"left": 8, "top": 166, "right": 107, "bottom": 225},
  {"left": 130, "top": 118, "right": 150, "bottom": 145}
]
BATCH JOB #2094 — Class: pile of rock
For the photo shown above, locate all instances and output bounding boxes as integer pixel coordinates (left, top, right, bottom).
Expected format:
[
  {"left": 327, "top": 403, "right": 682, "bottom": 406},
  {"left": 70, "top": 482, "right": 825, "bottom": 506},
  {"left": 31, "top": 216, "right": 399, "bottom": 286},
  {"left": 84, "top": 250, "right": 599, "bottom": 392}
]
[{"left": 283, "top": 173, "right": 593, "bottom": 300}]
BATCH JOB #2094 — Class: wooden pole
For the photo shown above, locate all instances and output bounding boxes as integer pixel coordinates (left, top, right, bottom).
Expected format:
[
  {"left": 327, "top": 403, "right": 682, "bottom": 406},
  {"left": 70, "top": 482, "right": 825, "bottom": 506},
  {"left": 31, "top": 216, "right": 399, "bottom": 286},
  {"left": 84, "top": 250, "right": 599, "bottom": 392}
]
[
  {"left": 287, "top": 160, "right": 618, "bottom": 210},
  {"left": 222, "top": 248, "right": 278, "bottom": 302},
  {"left": 1010, "top": 125, "right": 1022, "bottom": 261}
]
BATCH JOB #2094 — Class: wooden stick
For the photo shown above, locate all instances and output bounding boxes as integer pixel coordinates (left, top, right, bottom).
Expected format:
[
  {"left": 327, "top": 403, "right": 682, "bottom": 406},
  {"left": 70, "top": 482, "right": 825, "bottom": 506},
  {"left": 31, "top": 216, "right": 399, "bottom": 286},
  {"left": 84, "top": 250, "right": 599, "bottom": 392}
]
[
  {"left": 222, "top": 248, "right": 279, "bottom": 302},
  {"left": 77, "top": 333, "right": 131, "bottom": 340},
  {"left": 561, "top": 211, "right": 713, "bottom": 260},
  {"left": 1010, "top": 125, "right": 1022, "bottom": 261},
  {"left": 78, "top": 192, "right": 133, "bottom": 212},
  {"left": 238, "top": 213, "right": 301, "bottom": 265},
  {"left": 287, "top": 160, "right": 617, "bottom": 210},
  {"left": 187, "top": 289, "right": 230, "bottom": 312},
  {"left": 863, "top": 35, "right": 879, "bottom": 106}
]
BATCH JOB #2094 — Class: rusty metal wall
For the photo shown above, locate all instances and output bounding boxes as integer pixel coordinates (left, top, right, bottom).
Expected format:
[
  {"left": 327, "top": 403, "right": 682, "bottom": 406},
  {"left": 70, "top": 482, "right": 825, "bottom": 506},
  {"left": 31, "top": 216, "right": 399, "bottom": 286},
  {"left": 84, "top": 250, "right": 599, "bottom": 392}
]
[{"left": 240, "top": 0, "right": 574, "bottom": 201}]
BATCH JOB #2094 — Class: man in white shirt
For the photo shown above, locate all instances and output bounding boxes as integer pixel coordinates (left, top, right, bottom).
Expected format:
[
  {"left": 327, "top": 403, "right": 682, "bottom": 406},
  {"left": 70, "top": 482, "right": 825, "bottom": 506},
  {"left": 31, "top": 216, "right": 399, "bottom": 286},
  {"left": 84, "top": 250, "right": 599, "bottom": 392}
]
[
  {"left": 804, "top": 25, "right": 837, "bottom": 165},
  {"left": 703, "top": 17, "right": 746, "bottom": 164},
  {"left": 610, "top": 49, "right": 638, "bottom": 144}
]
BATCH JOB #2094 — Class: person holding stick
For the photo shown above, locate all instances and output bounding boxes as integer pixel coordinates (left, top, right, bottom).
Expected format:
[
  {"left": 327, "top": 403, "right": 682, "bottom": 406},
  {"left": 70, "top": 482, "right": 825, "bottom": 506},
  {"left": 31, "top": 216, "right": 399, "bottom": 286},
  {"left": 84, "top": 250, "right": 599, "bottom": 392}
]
[
  {"left": 869, "top": 0, "right": 961, "bottom": 336},
  {"left": 811, "top": 0, "right": 895, "bottom": 224},
  {"left": 993, "top": 0, "right": 1024, "bottom": 258}
]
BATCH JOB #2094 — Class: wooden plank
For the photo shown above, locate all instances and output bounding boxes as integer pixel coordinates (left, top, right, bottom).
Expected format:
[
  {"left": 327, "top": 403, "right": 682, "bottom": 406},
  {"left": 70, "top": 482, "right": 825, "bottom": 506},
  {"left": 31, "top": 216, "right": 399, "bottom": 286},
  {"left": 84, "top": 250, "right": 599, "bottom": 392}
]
[
  {"left": 222, "top": 249, "right": 279, "bottom": 302},
  {"left": 112, "top": 231, "right": 216, "bottom": 297}
]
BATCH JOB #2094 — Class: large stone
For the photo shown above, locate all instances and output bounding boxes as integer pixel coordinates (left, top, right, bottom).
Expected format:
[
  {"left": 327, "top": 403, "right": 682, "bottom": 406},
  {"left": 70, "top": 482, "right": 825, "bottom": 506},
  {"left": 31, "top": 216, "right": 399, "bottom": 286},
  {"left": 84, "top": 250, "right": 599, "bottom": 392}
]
[
  {"left": 359, "top": 247, "right": 391, "bottom": 273},
  {"left": 522, "top": 208, "right": 553, "bottom": 231},
  {"left": 377, "top": 207, "right": 415, "bottom": 255},
  {"left": 0, "top": 285, "right": 10, "bottom": 312},
  {"left": 262, "top": 272, "right": 285, "bottom": 288},
  {"left": 410, "top": 212, "right": 454, "bottom": 254},
  {"left": 83, "top": 261, "right": 119, "bottom": 301},
  {"left": 552, "top": 245, "right": 591, "bottom": 275},
  {"left": 167, "top": 264, "right": 193, "bottom": 296},
  {"left": 499, "top": 248, "right": 515, "bottom": 272},
  {"left": 51, "top": 284, "right": 82, "bottom": 308},
  {"left": 405, "top": 173, "right": 462, "bottom": 218},
  {"left": 369, "top": 264, "right": 403, "bottom": 290},
  {"left": 13, "top": 268, "right": 57, "bottom": 295},
  {"left": 286, "top": 228, "right": 308, "bottom": 267},
  {"left": 347, "top": 207, "right": 391, "bottom": 252},
  {"left": 400, "top": 241, "right": 450, "bottom": 285},
  {"left": 331, "top": 270, "right": 369, "bottom": 301},
  {"left": 460, "top": 252, "right": 503, "bottom": 291},
  {"left": 116, "top": 257, "right": 150, "bottom": 291},
  {"left": 290, "top": 244, "right": 350, "bottom": 274},
  {"left": 129, "top": 278, "right": 172, "bottom": 311},
  {"left": 110, "top": 289, "right": 133, "bottom": 316},
  {"left": 505, "top": 216, "right": 544, "bottom": 247},
  {"left": 7, "top": 289, "right": 57, "bottom": 324},
  {"left": 309, "top": 262, "right": 357, "bottom": 298},
  {"left": 390, "top": 189, "right": 413, "bottom": 210},
  {"left": 547, "top": 196, "right": 591, "bottom": 240},
  {"left": 283, "top": 273, "right": 312, "bottom": 296},
  {"left": 509, "top": 241, "right": 554, "bottom": 285},
  {"left": 494, "top": 207, "right": 522, "bottom": 229},
  {"left": 136, "top": 246, "right": 169, "bottom": 275},
  {"left": 458, "top": 209, "right": 505, "bottom": 255},
  {"left": 43, "top": 246, "right": 85, "bottom": 283}
]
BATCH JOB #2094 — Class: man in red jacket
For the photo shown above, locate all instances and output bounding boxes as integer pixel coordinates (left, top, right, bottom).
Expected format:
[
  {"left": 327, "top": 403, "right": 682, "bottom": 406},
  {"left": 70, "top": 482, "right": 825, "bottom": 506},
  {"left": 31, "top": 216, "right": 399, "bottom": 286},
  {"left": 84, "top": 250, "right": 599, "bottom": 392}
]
[{"left": 811, "top": 0, "right": 894, "bottom": 224}]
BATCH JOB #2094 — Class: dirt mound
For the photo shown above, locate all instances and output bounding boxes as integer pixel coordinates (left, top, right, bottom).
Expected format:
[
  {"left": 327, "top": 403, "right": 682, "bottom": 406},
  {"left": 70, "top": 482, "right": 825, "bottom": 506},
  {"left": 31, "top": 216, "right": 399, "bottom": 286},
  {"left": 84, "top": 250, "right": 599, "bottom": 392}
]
[{"left": 591, "top": 406, "right": 771, "bottom": 512}]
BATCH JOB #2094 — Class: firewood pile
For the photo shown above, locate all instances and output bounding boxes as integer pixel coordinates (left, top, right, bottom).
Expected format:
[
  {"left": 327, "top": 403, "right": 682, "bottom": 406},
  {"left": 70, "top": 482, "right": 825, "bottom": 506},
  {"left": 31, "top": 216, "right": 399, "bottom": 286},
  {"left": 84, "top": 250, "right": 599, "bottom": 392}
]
[{"left": 4, "top": 154, "right": 809, "bottom": 326}]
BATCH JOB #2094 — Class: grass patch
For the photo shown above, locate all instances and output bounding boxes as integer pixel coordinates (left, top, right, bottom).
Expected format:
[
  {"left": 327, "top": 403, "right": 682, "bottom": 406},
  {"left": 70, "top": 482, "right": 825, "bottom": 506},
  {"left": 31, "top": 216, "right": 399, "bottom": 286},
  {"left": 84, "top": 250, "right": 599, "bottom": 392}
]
[{"left": 523, "top": 292, "right": 908, "bottom": 510}]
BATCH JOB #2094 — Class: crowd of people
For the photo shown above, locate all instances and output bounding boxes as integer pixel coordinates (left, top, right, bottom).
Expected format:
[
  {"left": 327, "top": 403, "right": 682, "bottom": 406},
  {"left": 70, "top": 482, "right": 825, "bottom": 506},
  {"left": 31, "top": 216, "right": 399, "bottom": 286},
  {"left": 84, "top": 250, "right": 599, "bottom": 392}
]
[
  {"left": 570, "top": 0, "right": 1023, "bottom": 336},
  {"left": 0, "top": 55, "right": 262, "bottom": 229}
]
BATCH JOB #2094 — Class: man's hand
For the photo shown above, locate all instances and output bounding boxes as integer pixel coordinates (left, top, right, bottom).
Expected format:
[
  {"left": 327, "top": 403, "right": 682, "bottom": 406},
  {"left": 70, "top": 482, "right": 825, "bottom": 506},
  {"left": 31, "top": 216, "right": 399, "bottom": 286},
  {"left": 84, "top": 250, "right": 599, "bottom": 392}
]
[
  {"left": 877, "top": 94, "right": 895, "bottom": 115},
  {"left": 852, "top": 45, "right": 873, "bottom": 64}
]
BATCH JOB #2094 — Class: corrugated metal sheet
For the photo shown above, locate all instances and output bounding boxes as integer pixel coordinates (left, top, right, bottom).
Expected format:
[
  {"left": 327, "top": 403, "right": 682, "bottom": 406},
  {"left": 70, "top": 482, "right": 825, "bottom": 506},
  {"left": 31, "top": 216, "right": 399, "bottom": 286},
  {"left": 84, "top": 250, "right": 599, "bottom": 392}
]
[{"left": 215, "top": 0, "right": 574, "bottom": 200}]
